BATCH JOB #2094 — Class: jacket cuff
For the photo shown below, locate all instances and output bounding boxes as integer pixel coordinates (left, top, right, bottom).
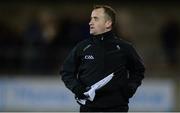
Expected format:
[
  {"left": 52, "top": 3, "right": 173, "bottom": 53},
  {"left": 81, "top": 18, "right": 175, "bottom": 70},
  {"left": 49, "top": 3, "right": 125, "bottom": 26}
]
[{"left": 72, "top": 83, "right": 87, "bottom": 96}]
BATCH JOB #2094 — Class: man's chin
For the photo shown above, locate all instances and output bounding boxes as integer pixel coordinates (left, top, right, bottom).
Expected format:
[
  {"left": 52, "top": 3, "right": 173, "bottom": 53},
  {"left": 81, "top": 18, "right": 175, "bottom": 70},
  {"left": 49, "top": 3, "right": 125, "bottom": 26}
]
[
  {"left": 90, "top": 31, "right": 99, "bottom": 35},
  {"left": 90, "top": 32, "right": 95, "bottom": 35}
]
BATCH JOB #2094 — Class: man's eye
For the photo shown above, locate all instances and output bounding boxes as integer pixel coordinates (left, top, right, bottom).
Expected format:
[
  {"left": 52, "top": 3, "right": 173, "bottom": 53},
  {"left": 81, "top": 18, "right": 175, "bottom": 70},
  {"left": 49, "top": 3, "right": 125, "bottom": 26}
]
[{"left": 94, "top": 18, "right": 98, "bottom": 21}]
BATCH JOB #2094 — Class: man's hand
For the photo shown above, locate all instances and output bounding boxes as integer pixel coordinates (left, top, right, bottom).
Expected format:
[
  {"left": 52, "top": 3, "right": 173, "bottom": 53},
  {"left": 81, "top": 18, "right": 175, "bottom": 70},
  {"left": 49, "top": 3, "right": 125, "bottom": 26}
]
[
  {"left": 72, "top": 84, "right": 90, "bottom": 99},
  {"left": 75, "top": 93, "right": 88, "bottom": 99}
]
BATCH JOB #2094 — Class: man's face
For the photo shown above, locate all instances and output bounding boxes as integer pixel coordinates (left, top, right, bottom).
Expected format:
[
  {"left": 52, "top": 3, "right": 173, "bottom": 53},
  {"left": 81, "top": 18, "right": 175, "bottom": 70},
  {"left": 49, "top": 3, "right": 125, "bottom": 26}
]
[{"left": 89, "top": 8, "right": 111, "bottom": 35}]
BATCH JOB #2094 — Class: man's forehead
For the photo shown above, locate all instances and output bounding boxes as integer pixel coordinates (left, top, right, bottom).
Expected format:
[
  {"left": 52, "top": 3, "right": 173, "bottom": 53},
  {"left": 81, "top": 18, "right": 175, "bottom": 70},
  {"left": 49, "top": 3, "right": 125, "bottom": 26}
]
[{"left": 91, "top": 8, "right": 105, "bottom": 17}]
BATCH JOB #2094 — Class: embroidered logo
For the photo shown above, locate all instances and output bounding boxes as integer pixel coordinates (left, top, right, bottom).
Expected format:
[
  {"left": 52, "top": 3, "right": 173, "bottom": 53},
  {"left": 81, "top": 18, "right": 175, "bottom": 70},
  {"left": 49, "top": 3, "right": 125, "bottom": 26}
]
[
  {"left": 83, "top": 44, "right": 91, "bottom": 52},
  {"left": 84, "top": 55, "right": 94, "bottom": 60}
]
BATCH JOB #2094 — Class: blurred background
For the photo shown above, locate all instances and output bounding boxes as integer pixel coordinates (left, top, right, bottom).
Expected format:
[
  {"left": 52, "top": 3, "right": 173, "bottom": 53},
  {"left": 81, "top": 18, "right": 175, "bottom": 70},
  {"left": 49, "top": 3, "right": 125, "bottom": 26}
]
[{"left": 0, "top": 1, "right": 180, "bottom": 112}]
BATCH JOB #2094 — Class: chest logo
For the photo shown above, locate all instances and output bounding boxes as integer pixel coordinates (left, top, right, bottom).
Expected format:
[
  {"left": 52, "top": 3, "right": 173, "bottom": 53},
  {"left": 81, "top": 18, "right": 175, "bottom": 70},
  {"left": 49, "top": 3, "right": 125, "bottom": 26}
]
[{"left": 84, "top": 55, "right": 94, "bottom": 60}]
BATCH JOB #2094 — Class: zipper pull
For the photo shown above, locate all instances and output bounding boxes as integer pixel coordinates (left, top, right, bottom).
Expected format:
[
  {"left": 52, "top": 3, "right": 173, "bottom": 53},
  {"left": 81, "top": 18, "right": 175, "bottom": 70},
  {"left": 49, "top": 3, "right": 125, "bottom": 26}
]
[
  {"left": 101, "top": 37, "right": 104, "bottom": 40},
  {"left": 116, "top": 45, "right": 121, "bottom": 50}
]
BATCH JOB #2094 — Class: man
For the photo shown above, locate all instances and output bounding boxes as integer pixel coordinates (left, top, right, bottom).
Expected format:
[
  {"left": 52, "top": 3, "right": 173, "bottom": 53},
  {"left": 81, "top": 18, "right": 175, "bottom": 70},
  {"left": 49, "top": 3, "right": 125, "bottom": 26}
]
[{"left": 60, "top": 5, "right": 145, "bottom": 112}]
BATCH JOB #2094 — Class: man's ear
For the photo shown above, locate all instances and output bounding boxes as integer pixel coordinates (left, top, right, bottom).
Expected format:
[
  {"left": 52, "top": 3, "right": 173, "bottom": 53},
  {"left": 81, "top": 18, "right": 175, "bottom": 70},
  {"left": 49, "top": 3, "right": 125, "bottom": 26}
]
[{"left": 105, "top": 20, "right": 112, "bottom": 29}]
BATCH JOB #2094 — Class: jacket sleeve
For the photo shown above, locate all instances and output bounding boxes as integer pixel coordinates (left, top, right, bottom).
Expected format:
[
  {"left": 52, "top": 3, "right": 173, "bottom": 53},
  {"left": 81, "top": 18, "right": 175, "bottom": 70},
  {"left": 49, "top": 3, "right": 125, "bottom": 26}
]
[
  {"left": 59, "top": 46, "right": 86, "bottom": 95},
  {"left": 124, "top": 45, "right": 145, "bottom": 98}
]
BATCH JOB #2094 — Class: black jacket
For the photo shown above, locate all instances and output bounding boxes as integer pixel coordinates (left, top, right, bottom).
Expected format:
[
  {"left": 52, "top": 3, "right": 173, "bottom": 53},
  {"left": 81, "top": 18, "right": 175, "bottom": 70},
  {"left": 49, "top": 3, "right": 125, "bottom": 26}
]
[{"left": 60, "top": 31, "right": 145, "bottom": 108}]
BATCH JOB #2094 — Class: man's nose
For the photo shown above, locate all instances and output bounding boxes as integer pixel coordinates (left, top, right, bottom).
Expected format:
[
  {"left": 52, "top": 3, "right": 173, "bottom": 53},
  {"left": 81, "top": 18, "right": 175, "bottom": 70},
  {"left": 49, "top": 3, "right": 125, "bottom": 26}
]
[
  {"left": 89, "top": 20, "right": 93, "bottom": 26},
  {"left": 89, "top": 22, "right": 91, "bottom": 26}
]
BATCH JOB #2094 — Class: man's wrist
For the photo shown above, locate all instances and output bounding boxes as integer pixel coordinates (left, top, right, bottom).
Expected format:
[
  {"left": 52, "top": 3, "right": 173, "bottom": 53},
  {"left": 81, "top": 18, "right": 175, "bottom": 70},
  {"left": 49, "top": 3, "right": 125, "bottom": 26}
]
[{"left": 72, "top": 84, "right": 86, "bottom": 96}]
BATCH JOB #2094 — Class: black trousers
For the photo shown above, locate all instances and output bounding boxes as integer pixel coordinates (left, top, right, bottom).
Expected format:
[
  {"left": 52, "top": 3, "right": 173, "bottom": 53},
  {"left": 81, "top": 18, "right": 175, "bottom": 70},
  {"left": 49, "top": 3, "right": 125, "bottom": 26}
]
[{"left": 80, "top": 105, "right": 129, "bottom": 112}]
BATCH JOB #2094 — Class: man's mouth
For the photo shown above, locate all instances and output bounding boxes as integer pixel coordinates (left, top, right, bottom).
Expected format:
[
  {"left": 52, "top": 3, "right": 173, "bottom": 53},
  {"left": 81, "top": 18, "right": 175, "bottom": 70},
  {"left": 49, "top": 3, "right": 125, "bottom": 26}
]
[{"left": 90, "top": 27, "right": 94, "bottom": 29}]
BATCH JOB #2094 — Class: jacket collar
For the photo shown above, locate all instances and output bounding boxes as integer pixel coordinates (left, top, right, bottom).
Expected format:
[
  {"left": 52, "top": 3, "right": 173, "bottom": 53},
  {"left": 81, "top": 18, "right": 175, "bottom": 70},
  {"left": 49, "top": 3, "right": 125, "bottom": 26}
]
[{"left": 91, "top": 30, "right": 115, "bottom": 42}]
